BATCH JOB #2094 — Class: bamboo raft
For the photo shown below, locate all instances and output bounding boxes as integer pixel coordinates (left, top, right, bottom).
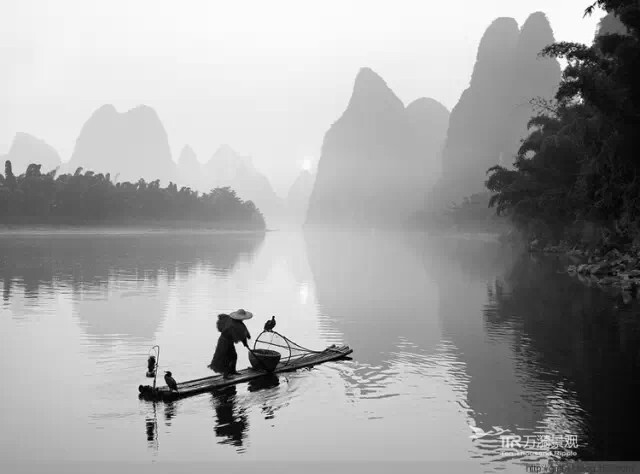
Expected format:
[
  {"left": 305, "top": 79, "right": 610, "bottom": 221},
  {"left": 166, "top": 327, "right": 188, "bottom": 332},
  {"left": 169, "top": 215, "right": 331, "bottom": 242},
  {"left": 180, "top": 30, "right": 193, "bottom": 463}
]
[{"left": 138, "top": 344, "right": 353, "bottom": 401}]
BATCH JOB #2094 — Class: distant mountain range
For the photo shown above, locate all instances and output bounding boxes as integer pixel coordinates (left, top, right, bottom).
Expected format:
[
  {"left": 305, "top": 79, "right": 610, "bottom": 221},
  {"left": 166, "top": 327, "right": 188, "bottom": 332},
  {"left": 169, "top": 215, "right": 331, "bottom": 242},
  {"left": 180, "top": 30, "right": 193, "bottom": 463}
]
[
  {"left": 1, "top": 106, "right": 292, "bottom": 225},
  {"left": 175, "top": 144, "right": 317, "bottom": 226},
  {"left": 305, "top": 67, "right": 450, "bottom": 228},
  {"left": 3, "top": 11, "right": 566, "bottom": 228}
]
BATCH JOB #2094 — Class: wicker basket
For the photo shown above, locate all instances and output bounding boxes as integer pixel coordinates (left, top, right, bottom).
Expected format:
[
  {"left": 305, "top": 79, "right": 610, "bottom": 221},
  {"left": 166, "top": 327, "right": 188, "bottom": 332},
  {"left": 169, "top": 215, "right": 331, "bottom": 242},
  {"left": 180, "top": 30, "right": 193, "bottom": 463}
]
[{"left": 249, "top": 349, "right": 281, "bottom": 372}]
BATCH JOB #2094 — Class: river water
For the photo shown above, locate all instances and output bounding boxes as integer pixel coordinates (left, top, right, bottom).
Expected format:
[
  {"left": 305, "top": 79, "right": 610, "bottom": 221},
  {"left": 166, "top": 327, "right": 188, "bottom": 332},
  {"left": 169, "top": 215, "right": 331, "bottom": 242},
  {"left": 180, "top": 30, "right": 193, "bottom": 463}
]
[{"left": 1, "top": 230, "right": 639, "bottom": 473}]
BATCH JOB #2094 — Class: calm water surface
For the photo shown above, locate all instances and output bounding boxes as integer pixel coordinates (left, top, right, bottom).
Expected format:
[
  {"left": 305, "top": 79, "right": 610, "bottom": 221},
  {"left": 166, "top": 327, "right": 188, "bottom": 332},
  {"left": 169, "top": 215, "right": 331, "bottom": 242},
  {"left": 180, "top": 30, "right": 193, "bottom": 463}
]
[{"left": 1, "top": 229, "right": 639, "bottom": 472}]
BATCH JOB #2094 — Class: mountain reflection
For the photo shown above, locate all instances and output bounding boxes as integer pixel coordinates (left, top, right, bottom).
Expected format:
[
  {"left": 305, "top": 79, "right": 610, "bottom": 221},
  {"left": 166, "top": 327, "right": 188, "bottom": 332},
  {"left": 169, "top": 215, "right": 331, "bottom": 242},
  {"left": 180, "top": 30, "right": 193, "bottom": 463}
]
[
  {"left": 304, "top": 230, "right": 441, "bottom": 367},
  {"left": 421, "top": 238, "right": 537, "bottom": 428},
  {"left": 418, "top": 234, "right": 640, "bottom": 461},
  {"left": 424, "top": 237, "right": 583, "bottom": 460},
  {"left": 483, "top": 253, "right": 640, "bottom": 461},
  {"left": 0, "top": 231, "right": 264, "bottom": 340}
]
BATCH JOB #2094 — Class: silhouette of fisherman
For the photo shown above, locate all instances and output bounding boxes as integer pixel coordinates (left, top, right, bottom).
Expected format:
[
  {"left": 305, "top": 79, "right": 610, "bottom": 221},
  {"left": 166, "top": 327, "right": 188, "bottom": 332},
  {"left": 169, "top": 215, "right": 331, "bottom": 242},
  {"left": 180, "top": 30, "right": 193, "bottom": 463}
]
[{"left": 208, "top": 309, "right": 252, "bottom": 378}]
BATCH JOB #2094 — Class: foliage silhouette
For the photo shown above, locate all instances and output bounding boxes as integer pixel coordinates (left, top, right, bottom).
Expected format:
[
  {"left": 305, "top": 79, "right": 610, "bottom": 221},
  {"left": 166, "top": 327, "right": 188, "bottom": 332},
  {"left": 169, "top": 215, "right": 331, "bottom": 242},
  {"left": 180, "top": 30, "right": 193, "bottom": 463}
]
[
  {"left": 0, "top": 161, "right": 265, "bottom": 229},
  {"left": 486, "top": 1, "right": 640, "bottom": 244}
]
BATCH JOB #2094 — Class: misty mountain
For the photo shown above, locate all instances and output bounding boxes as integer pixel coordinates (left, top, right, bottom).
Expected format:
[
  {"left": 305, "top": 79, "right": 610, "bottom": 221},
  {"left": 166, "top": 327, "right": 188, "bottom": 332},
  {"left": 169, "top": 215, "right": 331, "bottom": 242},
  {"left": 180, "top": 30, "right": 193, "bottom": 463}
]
[
  {"left": 286, "top": 169, "right": 315, "bottom": 223},
  {"left": 506, "top": 12, "right": 562, "bottom": 154},
  {"left": 204, "top": 144, "right": 284, "bottom": 223},
  {"left": 405, "top": 98, "right": 451, "bottom": 189},
  {"left": 2, "top": 132, "right": 61, "bottom": 175},
  {"left": 306, "top": 67, "right": 449, "bottom": 228},
  {"left": 177, "top": 144, "right": 205, "bottom": 190},
  {"left": 67, "top": 104, "right": 176, "bottom": 184},
  {"left": 433, "top": 12, "right": 560, "bottom": 208}
]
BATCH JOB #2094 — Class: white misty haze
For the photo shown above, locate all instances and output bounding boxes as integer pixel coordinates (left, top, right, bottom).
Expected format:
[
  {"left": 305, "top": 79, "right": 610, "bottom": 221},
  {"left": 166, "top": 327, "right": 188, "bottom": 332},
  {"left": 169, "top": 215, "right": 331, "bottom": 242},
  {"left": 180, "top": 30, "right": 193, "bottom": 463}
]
[{"left": 1, "top": 0, "right": 604, "bottom": 195}]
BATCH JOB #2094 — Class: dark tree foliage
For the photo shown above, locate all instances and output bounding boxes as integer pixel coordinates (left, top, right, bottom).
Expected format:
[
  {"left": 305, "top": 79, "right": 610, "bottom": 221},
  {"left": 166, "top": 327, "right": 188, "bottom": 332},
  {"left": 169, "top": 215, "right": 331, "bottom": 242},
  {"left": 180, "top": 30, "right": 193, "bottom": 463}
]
[
  {"left": 486, "top": 0, "right": 640, "bottom": 243},
  {"left": 0, "top": 161, "right": 265, "bottom": 229}
]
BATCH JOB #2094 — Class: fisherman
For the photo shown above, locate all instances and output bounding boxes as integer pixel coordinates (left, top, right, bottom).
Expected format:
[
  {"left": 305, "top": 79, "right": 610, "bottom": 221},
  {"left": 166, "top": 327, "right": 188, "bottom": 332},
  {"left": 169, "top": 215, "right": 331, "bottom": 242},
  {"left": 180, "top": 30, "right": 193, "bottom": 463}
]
[{"left": 208, "top": 309, "right": 252, "bottom": 378}]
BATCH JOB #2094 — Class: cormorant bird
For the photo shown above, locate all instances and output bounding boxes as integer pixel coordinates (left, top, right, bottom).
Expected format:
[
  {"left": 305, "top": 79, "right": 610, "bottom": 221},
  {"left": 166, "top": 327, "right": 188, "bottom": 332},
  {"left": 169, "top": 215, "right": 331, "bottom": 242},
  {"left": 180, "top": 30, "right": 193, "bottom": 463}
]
[
  {"left": 164, "top": 371, "right": 179, "bottom": 392},
  {"left": 264, "top": 316, "right": 276, "bottom": 332}
]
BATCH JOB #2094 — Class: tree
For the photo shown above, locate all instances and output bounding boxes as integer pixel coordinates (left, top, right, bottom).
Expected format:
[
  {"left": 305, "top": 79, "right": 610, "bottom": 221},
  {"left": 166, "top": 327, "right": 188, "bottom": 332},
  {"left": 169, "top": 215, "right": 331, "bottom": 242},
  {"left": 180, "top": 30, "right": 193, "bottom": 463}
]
[{"left": 4, "top": 161, "right": 16, "bottom": 191}]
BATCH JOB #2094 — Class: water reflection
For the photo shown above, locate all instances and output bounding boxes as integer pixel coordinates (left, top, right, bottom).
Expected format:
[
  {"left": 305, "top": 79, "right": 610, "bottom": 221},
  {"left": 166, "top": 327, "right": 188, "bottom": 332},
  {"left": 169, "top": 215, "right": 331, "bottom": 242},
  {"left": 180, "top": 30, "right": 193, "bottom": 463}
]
[
  {"left": 3, "top": 278, "right": 10, "bottom": 302},
  {"left": 140, "top": 373, "right": 286, "bottom": 453},
  {"left": 420, "top": 238, "right": 580, "bottom": 463},
  {"left": 0, "top": 231, "right": 264, "bottom": 341},
  {"left": 306, "top": 230, "right": 640, "bottom": 462},
  {"left": 145, "top": 416, "right": 157, "bottom": 443},
  {"left": 211, "top": 386, "right": 249, "bottom": 450},
  {"left": 415, "top": 234, "right": 640, "bottom": 462},
  {"left": 248, "top": 374, "right": 280, "bottom": 421},
  {"left": 304, "top": 230, "right": 441, "bottom": 367},
  {"left": 483, "top": 252, "right": 640, "bottom": 461},
  {"left": 164, "top": 400, "right": 178, "bottom": 425},
  {"left": 145, "top": 402, "right": 160, "bottom": 451},
  {"left": 247, "top": 373, "right": 280, "bottom": 392}
]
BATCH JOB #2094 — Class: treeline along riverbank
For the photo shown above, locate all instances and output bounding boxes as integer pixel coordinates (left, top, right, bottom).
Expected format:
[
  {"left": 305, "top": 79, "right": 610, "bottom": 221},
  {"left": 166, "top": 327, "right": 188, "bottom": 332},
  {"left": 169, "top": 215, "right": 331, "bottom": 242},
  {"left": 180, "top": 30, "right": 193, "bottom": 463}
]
[{"left": 0, "top": 161, "right": 266, "bottom": 230}]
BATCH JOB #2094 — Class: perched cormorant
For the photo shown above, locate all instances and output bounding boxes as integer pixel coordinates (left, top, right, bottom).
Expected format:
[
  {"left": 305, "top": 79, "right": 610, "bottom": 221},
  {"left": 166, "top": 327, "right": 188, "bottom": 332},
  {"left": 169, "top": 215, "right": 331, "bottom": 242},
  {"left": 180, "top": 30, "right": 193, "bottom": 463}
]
[
  {"left": 264, "top": 316, "right": 276, "bottom": 332},
  {"left": 164, "top": 371, "right": 178, "bottom": 392}
]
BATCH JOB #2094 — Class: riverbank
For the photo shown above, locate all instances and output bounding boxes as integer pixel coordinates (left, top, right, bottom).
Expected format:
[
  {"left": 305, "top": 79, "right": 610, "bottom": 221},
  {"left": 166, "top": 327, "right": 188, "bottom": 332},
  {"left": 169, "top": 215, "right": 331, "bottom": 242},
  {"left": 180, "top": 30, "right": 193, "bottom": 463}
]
[
  {"left": 0, "top": 218, "right": 268, "bottom": 234},
  {"left": 529, "top": 240, "right": 640, "bottom": 299}
]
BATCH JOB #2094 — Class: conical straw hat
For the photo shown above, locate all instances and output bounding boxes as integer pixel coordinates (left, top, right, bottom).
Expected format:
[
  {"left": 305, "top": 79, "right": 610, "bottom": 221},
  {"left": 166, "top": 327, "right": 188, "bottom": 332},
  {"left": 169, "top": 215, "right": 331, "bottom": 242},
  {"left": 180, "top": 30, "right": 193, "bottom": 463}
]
[{"left": 229, "top": 309, "right": 253, "bottom": 321}]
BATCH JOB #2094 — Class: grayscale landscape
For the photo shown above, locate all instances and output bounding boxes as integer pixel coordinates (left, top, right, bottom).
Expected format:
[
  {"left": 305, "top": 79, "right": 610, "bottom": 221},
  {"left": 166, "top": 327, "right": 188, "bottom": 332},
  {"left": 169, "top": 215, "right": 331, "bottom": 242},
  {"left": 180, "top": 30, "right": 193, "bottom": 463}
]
[{"left": 2, "top": 1, "right": 639, "bottom": 473}]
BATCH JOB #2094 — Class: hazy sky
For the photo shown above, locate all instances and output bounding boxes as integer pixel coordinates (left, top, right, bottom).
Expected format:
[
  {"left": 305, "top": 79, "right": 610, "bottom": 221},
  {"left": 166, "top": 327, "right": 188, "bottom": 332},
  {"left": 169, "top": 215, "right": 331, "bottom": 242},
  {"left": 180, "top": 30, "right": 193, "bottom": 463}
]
[{"left": 1, "top": 0, "right": 604, "bottom": 195}]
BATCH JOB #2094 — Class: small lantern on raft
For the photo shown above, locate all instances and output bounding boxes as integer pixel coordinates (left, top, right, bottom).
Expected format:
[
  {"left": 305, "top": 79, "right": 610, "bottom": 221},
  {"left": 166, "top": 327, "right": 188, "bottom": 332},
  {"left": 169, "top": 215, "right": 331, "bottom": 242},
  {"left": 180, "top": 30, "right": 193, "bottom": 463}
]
[{"left": 146, "top": 355, "right": 157, "bottom": 378}]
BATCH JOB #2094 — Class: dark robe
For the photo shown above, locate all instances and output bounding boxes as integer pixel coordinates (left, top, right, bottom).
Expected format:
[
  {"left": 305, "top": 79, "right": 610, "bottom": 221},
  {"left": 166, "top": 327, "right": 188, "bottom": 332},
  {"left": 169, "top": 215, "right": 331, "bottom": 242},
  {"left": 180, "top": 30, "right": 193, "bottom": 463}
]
[{"left": 209, "top": 314, "right": 251, "bottom": 374}]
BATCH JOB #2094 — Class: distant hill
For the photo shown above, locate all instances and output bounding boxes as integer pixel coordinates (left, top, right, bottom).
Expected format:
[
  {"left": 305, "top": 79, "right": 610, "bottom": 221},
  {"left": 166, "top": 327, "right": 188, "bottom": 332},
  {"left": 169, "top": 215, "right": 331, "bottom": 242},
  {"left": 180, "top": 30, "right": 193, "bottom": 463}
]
[
  {"left": 286, "top": 169, "right": 315, "bottom": 224},
  {"left": 405, "top": 97, "right": 451, "bottom": 190},
  {"left": 2, "top": 132, "right": 61, "bottom": 175},
  {"left": 67, "top": 104, "right": 176, "bottom": 184},
  {"left": 204, "top": 144, "right": 284, "bottom": 224},
  {"left": 433, "top": 12, "right": 561, "bottom": 208},
  {"left": 306, "top": 67, "right": 449, "bottom": 228},
  {"left": 506, "top": 12, "right": 562, "bottom": 159},
  {"left": 176, "top": 144, "right": 205, "bottom": 190}
]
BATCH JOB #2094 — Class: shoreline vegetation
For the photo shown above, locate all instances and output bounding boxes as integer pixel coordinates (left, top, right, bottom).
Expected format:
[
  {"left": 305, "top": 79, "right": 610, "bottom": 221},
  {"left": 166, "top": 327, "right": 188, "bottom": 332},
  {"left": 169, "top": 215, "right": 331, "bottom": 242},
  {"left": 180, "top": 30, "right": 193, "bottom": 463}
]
[
  {"left": 0, "top": 216, "right": 268, "bottom": 231},
  {"left": 410, "top": 192, "right": 512, "bottom": 235},
  {"left": 432, "top": 1, "right": 639, "bottom": 297},
  {"left": 0, "top": 223, "right": 268, "bottom": 235},
  {"left": 0, "top": 161, "right": 266, "bottom": 231},
  {"left": 483, "top": 2, "right": 639, "bottom": 265},
  {"left": 527, "top": 239, "right": 640, "bottom": 300}
]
